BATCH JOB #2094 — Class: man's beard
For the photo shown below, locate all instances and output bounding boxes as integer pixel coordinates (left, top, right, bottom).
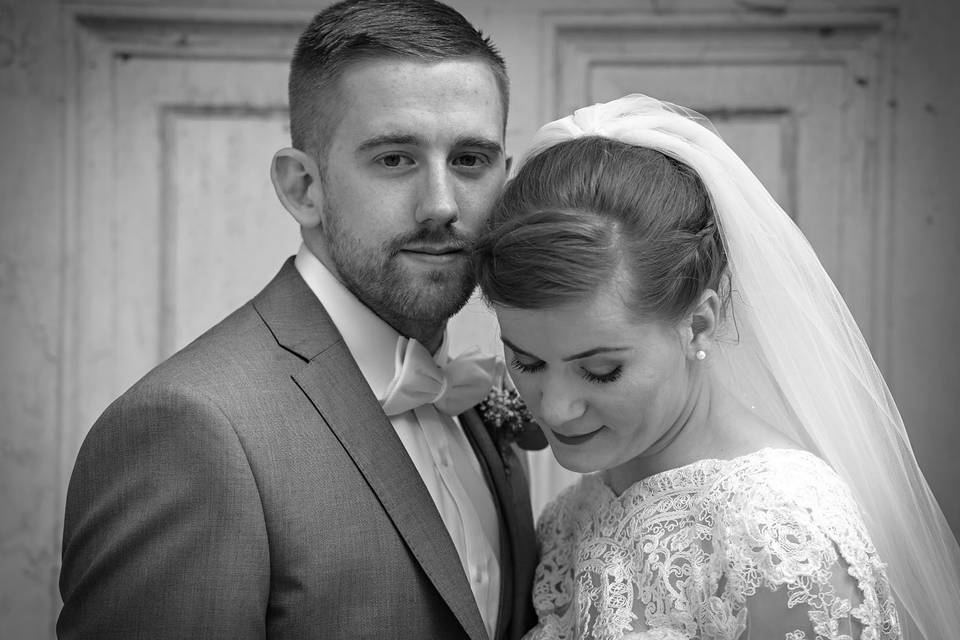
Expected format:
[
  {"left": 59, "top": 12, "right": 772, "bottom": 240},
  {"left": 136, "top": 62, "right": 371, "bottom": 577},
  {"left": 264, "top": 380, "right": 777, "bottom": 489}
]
[{"left": 325, "top": 217, "right": 478, "bottom": 330}]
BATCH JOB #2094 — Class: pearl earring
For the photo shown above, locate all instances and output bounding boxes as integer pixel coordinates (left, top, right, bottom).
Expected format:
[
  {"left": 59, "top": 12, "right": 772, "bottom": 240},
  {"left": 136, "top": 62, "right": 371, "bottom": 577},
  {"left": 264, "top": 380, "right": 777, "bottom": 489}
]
[{"left": 695, "top": 350, "right": 706, "bottom": 361}]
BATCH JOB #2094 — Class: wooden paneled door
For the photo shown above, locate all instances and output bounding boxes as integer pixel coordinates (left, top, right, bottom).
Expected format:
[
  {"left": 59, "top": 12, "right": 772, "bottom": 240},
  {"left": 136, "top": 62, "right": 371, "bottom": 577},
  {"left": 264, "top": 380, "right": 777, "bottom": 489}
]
[{"left": 65, "top": 13, "right": 303, "bottom": 471}]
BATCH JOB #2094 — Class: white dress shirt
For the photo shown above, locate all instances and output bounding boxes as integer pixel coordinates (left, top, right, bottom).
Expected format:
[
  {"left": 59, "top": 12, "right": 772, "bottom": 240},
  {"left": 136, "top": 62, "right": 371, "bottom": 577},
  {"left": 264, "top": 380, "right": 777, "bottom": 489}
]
[{"left": 295, "top": 245, "right": 501, "bottom": 638}]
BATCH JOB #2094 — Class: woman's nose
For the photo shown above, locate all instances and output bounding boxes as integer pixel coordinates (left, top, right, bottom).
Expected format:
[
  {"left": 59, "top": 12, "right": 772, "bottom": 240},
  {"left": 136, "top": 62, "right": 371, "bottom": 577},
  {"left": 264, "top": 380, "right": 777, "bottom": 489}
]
[{"left": 536, "top": 376, "right": 586, "bottom": 429}]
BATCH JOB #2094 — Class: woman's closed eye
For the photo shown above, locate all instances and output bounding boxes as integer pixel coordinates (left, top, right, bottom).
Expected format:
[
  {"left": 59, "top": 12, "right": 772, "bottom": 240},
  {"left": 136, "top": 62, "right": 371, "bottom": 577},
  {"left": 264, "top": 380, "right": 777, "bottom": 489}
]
[
  {"left": 510, "top": 356, "right": 544, "bottom": 374},
  {"left": 509, "top": 355, "right": 623, "bottom": 385},
  {"left": 581, "top": 365, "right": 623, "bottom": 384}
]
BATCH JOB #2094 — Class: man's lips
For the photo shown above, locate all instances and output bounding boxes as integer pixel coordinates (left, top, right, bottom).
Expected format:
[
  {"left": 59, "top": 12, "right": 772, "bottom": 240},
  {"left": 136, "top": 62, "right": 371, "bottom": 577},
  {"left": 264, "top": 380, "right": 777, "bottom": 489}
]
[
  {"left": 551, "top": 426, "right": 604, "bottom": 446},
  {"left": 399, "top": 246, "right": 468, "bottom": 264},
  {"left": 403, "top": 245, "right": 466, "bottom": 255}
]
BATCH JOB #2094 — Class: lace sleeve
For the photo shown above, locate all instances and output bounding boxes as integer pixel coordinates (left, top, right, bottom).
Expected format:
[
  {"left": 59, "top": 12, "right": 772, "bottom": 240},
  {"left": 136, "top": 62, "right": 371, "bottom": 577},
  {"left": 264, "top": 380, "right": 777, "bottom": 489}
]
[
  {"left": 525, "top": 480, "right": 606, "bottom": 640},
  {"left": 738, "top": 557, "right": 884, "bottom": 639},
  {"left": 530, "top": 484, "right": 577, "bottom": 617},
  {"left": 715, "top": 456, "right": 899, "bottom": 640}
]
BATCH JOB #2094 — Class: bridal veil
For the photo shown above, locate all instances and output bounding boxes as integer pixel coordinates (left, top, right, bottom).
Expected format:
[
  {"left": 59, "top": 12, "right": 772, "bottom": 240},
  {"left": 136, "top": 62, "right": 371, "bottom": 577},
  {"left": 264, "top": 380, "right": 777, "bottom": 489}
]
[{"left": 520, "top": 94, "right": 960, "bottom": 639}]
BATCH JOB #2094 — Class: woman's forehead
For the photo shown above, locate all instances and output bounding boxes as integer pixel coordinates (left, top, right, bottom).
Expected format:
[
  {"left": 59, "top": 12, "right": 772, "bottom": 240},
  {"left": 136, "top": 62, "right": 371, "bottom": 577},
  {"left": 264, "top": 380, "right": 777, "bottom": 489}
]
[{"left": 495, "top": 289, "right": 666, "bottom": 352}]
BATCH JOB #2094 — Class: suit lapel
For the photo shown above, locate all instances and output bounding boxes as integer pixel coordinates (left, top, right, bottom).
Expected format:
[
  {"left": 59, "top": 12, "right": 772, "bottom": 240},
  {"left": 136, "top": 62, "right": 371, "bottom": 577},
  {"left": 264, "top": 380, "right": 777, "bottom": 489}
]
[
  {"left": 253, "top": 260, "right": 488, "bottom": 640},
  {"left": 459, "top": 409, "right": 520, "bottom": 640}
]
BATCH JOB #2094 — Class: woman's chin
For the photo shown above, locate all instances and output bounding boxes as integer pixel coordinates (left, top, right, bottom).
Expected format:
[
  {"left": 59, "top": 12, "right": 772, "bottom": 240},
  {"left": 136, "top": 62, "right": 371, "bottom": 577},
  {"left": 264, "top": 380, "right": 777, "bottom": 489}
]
[{"left": 550, "top": 447, "right": 605, "bottom": 474}]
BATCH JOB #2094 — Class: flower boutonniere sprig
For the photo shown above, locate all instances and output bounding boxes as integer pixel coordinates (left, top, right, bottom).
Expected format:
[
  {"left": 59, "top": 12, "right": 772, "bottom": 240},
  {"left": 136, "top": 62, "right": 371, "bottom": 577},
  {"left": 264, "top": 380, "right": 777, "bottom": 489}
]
[{"left": 478, "top": 360, "right": 548, "bottom": 454}]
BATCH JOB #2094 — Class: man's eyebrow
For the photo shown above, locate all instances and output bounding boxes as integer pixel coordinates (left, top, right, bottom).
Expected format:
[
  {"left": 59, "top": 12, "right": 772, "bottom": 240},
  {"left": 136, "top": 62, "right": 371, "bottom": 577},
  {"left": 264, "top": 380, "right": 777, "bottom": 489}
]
[
  {"left": 357, "top": 134, "right": 419, "bottom": 152},
  {"left": 356, "top": 134, "right": 503, "bottom": 156},
  {"left": 457, "top": 137, "right": 503, "bottom": 156}
]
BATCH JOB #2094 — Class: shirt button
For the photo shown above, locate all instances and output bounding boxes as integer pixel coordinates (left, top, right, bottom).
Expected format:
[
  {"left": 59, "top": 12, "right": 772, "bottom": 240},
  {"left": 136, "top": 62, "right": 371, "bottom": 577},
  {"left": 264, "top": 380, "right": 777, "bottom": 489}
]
[{"left": 438, "top": 449, "right": 452, "bottom": 468}]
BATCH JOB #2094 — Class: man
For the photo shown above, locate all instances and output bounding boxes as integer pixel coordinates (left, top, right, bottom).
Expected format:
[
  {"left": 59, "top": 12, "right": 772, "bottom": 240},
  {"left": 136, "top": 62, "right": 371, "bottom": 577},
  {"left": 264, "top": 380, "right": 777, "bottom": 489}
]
[{"left": 57, "top": 1, "right": 538, "bottom": 638}]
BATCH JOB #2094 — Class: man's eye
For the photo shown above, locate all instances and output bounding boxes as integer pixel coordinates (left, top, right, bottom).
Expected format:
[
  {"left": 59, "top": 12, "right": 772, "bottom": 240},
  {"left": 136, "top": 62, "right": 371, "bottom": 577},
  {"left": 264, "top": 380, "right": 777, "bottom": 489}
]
[
  {"left": 377, "top": 154, "right": 413, "bottom": 168},
  {"left": 453, "top": 154, "right": 487, "bottom": 168}
]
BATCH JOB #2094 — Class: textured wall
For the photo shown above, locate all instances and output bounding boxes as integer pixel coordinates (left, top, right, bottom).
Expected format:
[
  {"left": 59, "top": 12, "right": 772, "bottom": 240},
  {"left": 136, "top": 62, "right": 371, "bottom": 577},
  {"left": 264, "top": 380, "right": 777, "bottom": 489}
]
[
  {"left": 2, "top": 6, "right": 311, "bottom": 637},
  {"left": 0, "top": 0, "right": 64, "bottom": 636},
  {"left": 888, "top": 0, "right": 960, "bottom": 535}
]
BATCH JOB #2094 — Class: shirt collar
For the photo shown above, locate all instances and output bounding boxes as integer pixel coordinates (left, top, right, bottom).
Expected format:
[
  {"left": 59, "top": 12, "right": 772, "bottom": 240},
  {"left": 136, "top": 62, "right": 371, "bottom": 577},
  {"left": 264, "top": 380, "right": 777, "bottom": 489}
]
[{"left": 294, "top": 243, "right": 450, "bottom": 397}]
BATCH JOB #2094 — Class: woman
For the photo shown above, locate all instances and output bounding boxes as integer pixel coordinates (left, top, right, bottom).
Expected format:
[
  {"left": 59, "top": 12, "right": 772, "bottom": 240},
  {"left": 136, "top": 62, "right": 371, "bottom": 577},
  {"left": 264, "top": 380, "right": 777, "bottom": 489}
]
[{"left": 474, "top": 95, "right": 960, "bottom": 639}]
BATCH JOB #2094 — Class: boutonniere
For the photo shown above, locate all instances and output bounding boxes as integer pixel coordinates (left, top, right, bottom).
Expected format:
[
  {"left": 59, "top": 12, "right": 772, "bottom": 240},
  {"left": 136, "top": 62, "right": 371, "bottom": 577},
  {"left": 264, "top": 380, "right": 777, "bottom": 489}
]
[{"left": 478, "top": 364, "right": 548, "bottom": 454}]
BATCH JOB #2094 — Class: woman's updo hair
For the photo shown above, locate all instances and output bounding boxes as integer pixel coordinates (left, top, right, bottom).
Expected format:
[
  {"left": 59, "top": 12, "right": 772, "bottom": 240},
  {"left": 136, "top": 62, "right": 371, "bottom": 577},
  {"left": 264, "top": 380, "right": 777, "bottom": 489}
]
[{"left": 474, "top": 135, "right": 728, "bottom": 323}]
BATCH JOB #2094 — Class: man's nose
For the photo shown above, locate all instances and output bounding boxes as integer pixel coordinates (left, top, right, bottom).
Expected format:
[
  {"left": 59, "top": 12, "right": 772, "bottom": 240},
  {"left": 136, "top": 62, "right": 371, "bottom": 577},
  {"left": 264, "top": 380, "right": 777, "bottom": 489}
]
[{"left": 415, "top": 164, "right": 459, "bottom": 226}]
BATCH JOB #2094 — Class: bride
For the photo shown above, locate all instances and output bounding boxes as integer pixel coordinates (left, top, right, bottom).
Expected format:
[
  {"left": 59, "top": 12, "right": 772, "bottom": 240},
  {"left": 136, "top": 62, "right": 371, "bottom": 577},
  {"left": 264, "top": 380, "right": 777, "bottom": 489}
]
[{"left": 473, "top": 95, "right": 960, "bottom": 639}]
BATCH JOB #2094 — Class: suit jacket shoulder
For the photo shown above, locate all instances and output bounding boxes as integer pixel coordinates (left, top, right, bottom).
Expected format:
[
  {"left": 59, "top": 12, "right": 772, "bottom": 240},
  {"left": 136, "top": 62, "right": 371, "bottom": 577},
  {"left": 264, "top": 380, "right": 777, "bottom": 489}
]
[{"left": 59, "top": 258, "right": 509, "bottom": 640}]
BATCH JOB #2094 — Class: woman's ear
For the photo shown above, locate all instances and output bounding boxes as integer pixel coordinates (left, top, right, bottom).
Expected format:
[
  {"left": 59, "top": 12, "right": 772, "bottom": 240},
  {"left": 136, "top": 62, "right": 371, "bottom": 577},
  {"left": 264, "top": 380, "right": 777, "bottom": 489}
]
[
  {"left": 271, "top": 148, "right": 324, "bottom": 228},
  {"left": 685, "top": 289, "right": 720, "bottom": 361}
]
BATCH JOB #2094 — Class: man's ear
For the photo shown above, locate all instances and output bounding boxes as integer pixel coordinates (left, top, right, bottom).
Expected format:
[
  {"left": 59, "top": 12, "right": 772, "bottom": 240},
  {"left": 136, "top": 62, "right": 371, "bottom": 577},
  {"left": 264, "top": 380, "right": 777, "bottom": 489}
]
[
  {"left": 271, "top": 147, "right": 324, "bottom": 228},
  {"left": 685, "top": 289, "right": 720, "bottom": 360}
]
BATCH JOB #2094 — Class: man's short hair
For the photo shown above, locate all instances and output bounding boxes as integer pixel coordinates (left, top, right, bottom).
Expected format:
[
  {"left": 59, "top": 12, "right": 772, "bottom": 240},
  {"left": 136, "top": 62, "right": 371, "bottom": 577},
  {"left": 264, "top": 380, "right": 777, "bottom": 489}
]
[{"left": 289, "top": 0, "right": 509, "bottom": 157}]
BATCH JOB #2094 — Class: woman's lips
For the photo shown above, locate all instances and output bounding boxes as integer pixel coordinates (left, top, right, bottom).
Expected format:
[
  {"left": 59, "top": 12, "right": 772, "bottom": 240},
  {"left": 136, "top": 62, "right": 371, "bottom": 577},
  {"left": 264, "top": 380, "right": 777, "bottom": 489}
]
[{"left": 551, "top": 426, "right": 604, "bottom": 446}]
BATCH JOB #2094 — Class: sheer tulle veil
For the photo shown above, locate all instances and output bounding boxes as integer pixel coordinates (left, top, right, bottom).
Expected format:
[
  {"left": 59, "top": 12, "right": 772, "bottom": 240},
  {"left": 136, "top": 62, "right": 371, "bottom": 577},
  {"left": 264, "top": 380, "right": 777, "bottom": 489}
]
[{"left": 518, "top": 94, "right": 960, "bottom": 638}]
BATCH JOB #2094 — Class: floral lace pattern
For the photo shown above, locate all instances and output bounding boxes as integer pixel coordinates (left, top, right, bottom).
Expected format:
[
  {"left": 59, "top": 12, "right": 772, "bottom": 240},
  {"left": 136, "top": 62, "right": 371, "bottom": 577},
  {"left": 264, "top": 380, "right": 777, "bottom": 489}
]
[{"left": 524, "top": 449, "right": 900, "bottom": 640}]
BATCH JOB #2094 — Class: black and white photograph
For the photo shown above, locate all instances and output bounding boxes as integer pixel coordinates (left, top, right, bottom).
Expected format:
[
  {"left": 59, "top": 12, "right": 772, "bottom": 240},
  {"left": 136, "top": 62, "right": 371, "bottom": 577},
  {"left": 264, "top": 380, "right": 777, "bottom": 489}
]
[{"left": 1, "top": 0, "right": 959, "bottom": 638}]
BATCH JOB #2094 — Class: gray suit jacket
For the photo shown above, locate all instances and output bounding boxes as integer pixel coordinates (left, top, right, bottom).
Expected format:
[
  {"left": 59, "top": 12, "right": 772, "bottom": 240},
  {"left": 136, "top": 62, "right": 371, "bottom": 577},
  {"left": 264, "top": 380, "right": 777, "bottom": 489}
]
[{"left": 58, "top": 258, "right": 539, "bottom": 640}]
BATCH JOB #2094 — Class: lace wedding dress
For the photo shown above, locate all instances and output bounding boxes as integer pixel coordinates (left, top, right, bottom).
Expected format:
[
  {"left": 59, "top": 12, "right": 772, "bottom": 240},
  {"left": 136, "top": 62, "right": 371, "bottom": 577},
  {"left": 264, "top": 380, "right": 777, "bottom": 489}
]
[{"left": 524, "top": 448, "right": 900, "bottom": 640}]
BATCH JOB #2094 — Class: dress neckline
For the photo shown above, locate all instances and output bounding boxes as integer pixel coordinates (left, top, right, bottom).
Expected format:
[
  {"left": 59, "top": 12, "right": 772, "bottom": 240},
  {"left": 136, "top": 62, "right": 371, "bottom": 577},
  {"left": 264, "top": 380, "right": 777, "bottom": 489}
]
[{"left": 591, "top": 446, "right": 817, "bottom": 501}]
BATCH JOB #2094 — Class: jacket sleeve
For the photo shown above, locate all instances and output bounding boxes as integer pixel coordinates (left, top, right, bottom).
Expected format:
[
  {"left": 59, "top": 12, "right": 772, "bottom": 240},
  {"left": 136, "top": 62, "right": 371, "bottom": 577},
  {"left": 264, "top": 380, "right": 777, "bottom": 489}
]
[{"left": 58, "top": 382, "right": 270, "bottom": 639}]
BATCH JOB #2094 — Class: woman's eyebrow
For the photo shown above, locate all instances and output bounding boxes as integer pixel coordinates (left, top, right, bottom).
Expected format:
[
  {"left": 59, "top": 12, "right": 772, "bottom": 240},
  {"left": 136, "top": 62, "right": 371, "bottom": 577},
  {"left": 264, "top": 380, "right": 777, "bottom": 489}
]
[
  {"left": 561, "top": 347, "right": 631, "bottom": 362},
  {"left": 501, "top": 336, "right": 535, "bottom": 358},
  {"left": 501, "top": 336, "right": 630, "bottom": 362}
]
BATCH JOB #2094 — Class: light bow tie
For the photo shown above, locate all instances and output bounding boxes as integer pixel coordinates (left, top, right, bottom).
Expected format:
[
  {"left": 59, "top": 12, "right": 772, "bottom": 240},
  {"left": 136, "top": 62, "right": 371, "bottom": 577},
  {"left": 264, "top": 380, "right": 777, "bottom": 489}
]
[{"left": 379, "top": 337, "right": 497, "bottom": 417}]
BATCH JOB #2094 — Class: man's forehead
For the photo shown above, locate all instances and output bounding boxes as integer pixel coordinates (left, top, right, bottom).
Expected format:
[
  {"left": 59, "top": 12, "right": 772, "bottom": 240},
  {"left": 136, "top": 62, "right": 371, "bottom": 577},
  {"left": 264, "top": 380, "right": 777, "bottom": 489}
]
[
  {"left": 338, "top": 59, "right": 502, "bottom": 112},
  {"left": 338, "top": 56, "right": 499, "bottom": 89}
]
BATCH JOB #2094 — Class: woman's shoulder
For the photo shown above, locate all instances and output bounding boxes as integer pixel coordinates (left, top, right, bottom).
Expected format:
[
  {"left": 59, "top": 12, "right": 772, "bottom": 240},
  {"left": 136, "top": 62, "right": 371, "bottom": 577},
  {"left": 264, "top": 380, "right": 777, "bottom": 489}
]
[
  {"left": 709, "top": 447, "right": 858, "bottom": 520},
  {"left": 718, "top": 447, "right": 849, "bottom": 500},
  {"left": 703, "top": 411, "right": 853, "bottom": 514},
  {"left": 710, "top": 448, "right": 881, "bottom": 573}
]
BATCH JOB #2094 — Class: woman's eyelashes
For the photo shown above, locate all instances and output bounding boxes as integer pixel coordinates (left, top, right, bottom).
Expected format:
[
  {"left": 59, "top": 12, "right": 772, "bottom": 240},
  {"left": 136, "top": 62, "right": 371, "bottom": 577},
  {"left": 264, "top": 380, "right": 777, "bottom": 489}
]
[
  {"left": 508, "top": 355, "right": 623, "bottom": 385},
  {"left": 582, "top": 365, "right": 623, "bottom": 384},
  {"left": 510, "top": 356, "right": 544, "bottom": 374}
]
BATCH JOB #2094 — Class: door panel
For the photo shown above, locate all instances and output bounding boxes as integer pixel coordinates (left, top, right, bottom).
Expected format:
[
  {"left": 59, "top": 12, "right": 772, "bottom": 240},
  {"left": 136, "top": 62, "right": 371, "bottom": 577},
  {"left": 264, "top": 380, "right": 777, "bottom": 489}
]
[
  {"left": 114, "top": 56, "right": 295, "bottom": 361},
  {"left": 165, "top": 108, "right": 294, "bottom": 350}
]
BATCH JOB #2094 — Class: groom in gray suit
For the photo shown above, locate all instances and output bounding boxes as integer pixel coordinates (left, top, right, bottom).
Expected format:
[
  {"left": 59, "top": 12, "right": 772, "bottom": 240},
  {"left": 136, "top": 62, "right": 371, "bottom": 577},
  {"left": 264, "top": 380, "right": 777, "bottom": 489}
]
[{"left": 57, "top": 1, "right": 538, "bottom": 638}]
